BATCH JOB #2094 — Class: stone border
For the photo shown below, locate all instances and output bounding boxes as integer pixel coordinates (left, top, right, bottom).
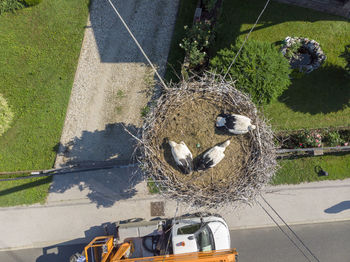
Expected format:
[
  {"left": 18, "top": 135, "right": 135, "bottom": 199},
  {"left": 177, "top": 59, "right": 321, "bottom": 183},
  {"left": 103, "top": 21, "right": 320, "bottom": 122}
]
[{"left": 281, "top": 36, "right": 326, "bottom": 73}]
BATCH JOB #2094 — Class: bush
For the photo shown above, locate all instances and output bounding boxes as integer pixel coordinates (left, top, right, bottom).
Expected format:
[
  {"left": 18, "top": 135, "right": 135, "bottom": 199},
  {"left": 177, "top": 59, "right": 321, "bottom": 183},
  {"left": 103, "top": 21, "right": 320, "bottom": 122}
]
[
  {"left": 203, "top": 0, "right": 217, "bottom": 11},
  {"left": 297, "top": 130, "right": 322, "bottom": 148},
  {"left": 0, "top": 94, "right": 14, "bottom": 136},
  {"left": 325, "top": 131, "right": 345, "bottom": 147},
  {"left": 179, "top": 21, "right": 213, "bottom": 68},
  {"left": 23, "top": 0, "right": 41, "bottom": 6},
  {"left": 340, "top": 45, "right": 350, "bottom": 77},
  {"left": 284, "top": 41, "right": 302, "bottom": 59},
  {"left": 210, "top": 40, "right": 292, "bottom": 105},
  {"left": 0, "top": 0, "right": 24, "bottom": 14}
]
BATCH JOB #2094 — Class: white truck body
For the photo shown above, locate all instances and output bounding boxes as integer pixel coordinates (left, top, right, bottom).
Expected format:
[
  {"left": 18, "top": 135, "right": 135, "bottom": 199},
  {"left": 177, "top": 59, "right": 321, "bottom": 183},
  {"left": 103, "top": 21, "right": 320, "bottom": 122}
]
[{"left": 117, "top": 216, "right": 230, "bottom": 257}]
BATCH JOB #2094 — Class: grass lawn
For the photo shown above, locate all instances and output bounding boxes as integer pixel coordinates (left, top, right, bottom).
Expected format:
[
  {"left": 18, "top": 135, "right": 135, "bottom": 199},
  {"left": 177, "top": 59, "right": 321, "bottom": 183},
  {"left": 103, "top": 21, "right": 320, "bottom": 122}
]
[
  {"left": 164, "top": 0, "right": 198, "bottom": 82},
  {"left": 0, "top": 175, "right": 52, "bottom": 207},
  {"left": 211, "top": 0, "right": 350, "bottom": 131},
  {"left": 0, "top": 0, "right": 89, "bottom": 206},
  {"left": 271, "top": 153, "right": 350, "bottom": 185}
]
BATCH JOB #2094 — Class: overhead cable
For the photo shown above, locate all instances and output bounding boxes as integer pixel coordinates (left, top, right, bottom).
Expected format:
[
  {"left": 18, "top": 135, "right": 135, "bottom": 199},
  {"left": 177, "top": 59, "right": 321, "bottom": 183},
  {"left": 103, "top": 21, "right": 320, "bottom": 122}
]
[
  {"left": 256, "top": 199, "right": 313, "bottom": 262},
  {"left": 222, "top": 0, "right": 271, "bottom": 81},
  {"left": 107, "top": 0, "right": 168, "bottom": 90},
  {"left": 260, "top": 195, "right": 320, "bottom": 262}
]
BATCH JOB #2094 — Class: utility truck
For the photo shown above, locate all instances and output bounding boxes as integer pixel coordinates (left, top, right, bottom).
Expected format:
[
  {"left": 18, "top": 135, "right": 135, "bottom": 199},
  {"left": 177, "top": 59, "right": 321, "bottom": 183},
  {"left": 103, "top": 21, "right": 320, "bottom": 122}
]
[{"left": 70, "top": 215, "right": 238, "bottom": 262}]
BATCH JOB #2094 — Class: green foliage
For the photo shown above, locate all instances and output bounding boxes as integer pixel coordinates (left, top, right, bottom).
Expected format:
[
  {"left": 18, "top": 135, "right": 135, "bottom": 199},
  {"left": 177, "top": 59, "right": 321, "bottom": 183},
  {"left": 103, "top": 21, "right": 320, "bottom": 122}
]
[
  {"left": 340, "top": 45, "right": 350, "bottom": 77},
  {"left": 0, "top": 93, "right": 13, "bottom": 136},
  {"left": 297, "top": 130, "right": 322, "bottom": 148},
  {"left": 147, "top": 178, "right": 160, "bottom": 194},
  {"left": 0, "top": 0, "right": 24, "bottom": 14},
  {"left": 210, "top": 40, "right": 292, "bottom": 105},
  {"left": 23, "top": 0, "right": 41, "bottom": 6},
  {"left": 164, "top": 0, "right": 198, "bottom": 82},
  {"left": 284, "top": 41, "right": 302, "bottom": 59},
  {"left": 325, "top": 131, "right": 345, "bottom": 147},
  {"left": 203, "top": 0, "right": 217, "bottom": 11},
  {"left": 180, "top": 21, "right": 213, "bottom": 68},
  {"left": 141, "top": 105, "right": 150, "bottom": 118}
]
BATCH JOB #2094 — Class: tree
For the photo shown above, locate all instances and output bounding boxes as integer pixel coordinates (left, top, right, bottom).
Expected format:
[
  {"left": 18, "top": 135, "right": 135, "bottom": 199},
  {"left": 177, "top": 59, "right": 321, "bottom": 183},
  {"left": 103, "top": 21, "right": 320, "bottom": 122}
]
[{"left": 210, "top": 40, "right": 292, "bottom": 105}]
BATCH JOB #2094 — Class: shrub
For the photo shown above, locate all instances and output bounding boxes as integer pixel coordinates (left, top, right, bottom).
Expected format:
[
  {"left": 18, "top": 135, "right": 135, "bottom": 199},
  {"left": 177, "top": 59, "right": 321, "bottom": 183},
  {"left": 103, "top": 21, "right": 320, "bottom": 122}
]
[
  {"left": 23, "top": 0, "right": 41, "bottom": 6},
  {"left": 0, "top": 94, "right": 14, "bottom": 136},
  {"left": 284, "top": 41, "right": 302, "bottom": 59},
  {"left": 210, "top": 40, "right": 292, "bottom": 105},
  {"left": 179, "top": 21, "right": 213, "bottom": 68},
  {"left": 297, "top": 130, "right": 322, "bottom": 148},
  {"left": 326, "top": 131, "right": 345, "bottom": 147},
  {"left": 203, "top": 0, "right": 217, "bottom": 11},
  {"left": 340, "top": 45, "right": 350, "bottom": 77},
  {"left": 0, "top": 0, "right": 24, "bottom": 14}
]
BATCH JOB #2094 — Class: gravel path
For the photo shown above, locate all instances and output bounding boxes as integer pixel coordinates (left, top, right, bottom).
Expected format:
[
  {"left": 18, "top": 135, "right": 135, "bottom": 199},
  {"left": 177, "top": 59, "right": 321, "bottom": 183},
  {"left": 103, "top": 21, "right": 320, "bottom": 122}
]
[
  {"left": 49, "top": 0, "right": 179, "bottom": 205},
  {"left": 55, "top": 0, "right": 179, "bottom": 167}
]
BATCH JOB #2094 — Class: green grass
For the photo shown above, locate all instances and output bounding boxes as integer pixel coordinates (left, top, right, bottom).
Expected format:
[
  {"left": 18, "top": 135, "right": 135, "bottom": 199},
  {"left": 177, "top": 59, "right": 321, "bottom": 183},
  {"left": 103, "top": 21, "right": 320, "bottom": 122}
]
[
  {"left": 147, "top": 178, "right": 160, "bottom": 194},
  {"left": 164, "top": 0, "right": 198, "bottom": 82},
  {"left": 211, "top": 0, "right": 350, "bottom": 130},
  {"left": 271, "top": 154, "right": 350, "bottom": 185},
  {"left": 0, "top": 175, "right": 51, "bottom": 207},
  {"left": 0, "top": 0, "right": 89, "bottom": 206}
]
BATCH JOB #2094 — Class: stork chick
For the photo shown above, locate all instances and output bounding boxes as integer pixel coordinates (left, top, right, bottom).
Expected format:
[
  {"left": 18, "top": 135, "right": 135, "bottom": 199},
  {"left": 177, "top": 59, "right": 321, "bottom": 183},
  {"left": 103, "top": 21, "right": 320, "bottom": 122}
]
[
  {"left": 196, "top": 140, "right": 230, "bottom": 171},
  {"left": 168, "top": 140, "right": 194, "bottom": 174},
  {"left": 216, "top": 113, "right": 256, "bottom": 135}
]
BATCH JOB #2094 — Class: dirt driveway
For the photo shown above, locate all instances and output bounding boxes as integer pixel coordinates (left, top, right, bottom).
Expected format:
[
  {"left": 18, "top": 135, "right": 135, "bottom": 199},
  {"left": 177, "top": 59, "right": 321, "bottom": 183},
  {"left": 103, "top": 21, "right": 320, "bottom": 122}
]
[{"left": 49, "top": 0, "right": 179, "bottom": 206}]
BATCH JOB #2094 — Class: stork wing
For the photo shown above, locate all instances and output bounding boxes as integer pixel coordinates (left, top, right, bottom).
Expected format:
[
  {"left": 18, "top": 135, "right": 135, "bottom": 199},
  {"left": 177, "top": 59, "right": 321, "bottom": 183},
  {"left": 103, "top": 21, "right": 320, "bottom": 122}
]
[{"left": 177, "top": 154, "right": 193, "bottom": 174}]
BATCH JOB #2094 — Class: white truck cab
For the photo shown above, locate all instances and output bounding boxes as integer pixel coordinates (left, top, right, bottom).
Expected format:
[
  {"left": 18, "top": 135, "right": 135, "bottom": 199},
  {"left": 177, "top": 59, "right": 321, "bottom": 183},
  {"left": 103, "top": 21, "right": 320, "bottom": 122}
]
[{"left": 171, "top": 216, "right": 231, "bottom": 254}]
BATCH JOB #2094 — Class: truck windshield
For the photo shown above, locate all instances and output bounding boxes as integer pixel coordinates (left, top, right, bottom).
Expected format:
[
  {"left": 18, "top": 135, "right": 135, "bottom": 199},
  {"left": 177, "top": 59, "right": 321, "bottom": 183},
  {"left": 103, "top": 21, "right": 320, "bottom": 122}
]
[
  {"left": 195, "top": 226, "right": 214, "bottom": 252},
  {"left": 177, "top": 223, "right": 215, "bottom": 252},
  {"left": 177, "top": 224, "right": 201, "bottom": 235}
]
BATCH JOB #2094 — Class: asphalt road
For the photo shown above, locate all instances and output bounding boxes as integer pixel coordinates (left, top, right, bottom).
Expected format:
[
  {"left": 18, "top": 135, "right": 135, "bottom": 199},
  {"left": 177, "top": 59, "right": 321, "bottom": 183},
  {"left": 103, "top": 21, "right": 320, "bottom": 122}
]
[
  {"left": 230, "top": 220, "right": 350, "bottom": 262},
  {"left": 1, "top": 220, "right": 350, "bottom": 262}
]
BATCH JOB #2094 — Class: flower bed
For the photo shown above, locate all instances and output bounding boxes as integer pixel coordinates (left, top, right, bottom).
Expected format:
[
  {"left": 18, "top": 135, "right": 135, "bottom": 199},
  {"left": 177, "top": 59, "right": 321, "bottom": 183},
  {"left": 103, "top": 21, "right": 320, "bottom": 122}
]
[
  {"left": 281, "top": 36, "right": 326, "bottom": 73},
  {"left": 180, "top": 0, "right": 223, "bottom": 70},
  {"left": 276, "top": 128, "right": 350, "bottom": 149}
]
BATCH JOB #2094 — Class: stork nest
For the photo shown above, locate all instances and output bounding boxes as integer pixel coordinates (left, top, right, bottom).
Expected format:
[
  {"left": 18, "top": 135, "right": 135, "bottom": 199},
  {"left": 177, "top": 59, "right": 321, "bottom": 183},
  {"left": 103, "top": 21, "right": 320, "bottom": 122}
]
[{"left": 138, "top": 74, "right": 277, "bottom": 208}]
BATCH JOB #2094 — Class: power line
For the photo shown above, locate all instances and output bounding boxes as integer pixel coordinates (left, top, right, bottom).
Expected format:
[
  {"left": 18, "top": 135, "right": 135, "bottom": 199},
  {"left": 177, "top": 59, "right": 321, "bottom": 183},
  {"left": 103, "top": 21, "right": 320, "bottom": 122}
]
[
  {"left": 0, "top": 163, "right": 137, "bottom": 182},
  {"left": 256, "top": 200, "right": 313, "bottom": 262},
  {"left": 107, "top": 0, "right": 168, "bottom": 90},
  {"left": 163, "top": 201, "right": 179, "bottom": 259},
  {"left": 260, "top": 195, "right": 320, "bottom": 262},
  {"left": 222, "top": 0, "right": 271, "bottom": 81}
]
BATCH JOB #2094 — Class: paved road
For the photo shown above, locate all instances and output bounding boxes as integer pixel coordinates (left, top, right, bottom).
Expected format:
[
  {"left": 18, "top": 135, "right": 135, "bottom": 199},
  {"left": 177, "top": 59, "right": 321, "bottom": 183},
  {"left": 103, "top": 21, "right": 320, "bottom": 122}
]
[
  {"left": 230, "top": 220, "right": 350, "bottom": 262},
  {"left": 1, "top": 221, "right": 350, "bottom": 262},
  {"left": 0, "top": 243, "right": 86, "bottom": 262}
]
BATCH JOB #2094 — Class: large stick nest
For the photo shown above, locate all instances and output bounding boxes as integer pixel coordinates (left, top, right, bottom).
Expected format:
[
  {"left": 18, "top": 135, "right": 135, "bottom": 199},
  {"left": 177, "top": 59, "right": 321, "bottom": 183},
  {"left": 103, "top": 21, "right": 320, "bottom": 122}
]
[{"left": 138, "top": 74, "right": 277, "bottom": 208}]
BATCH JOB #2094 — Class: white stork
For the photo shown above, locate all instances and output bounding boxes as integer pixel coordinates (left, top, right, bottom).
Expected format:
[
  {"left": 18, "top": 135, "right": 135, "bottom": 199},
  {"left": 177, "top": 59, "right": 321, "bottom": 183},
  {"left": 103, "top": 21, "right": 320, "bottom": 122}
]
[
  {"left": 196, "top": 140, "right": 230, "bottom": 171},
  {"left": 168, "top": 140, "right": 194, "bottom": 174},
  {"left": 216, "top": 113, "right": 256, "bottom": 134}
]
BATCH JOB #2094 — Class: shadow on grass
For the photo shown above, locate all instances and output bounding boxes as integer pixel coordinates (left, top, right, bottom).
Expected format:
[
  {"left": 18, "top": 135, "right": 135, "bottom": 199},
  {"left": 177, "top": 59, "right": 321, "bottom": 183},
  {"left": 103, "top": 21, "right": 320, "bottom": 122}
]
[
  {"left": 278, "top": 151, "right": 350, "bottom": 160},
  {"left": 0, "top": 177, "right": 51, "bottom": 197},
  {"left": 278, "top": 65, "right": 350, "bottom": 114},
  {"left": 210, "top": 0, "right": 348, "bottom": 56},
  {"left": 50, "top": 123, "right": 143, "bottom": 208}
]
